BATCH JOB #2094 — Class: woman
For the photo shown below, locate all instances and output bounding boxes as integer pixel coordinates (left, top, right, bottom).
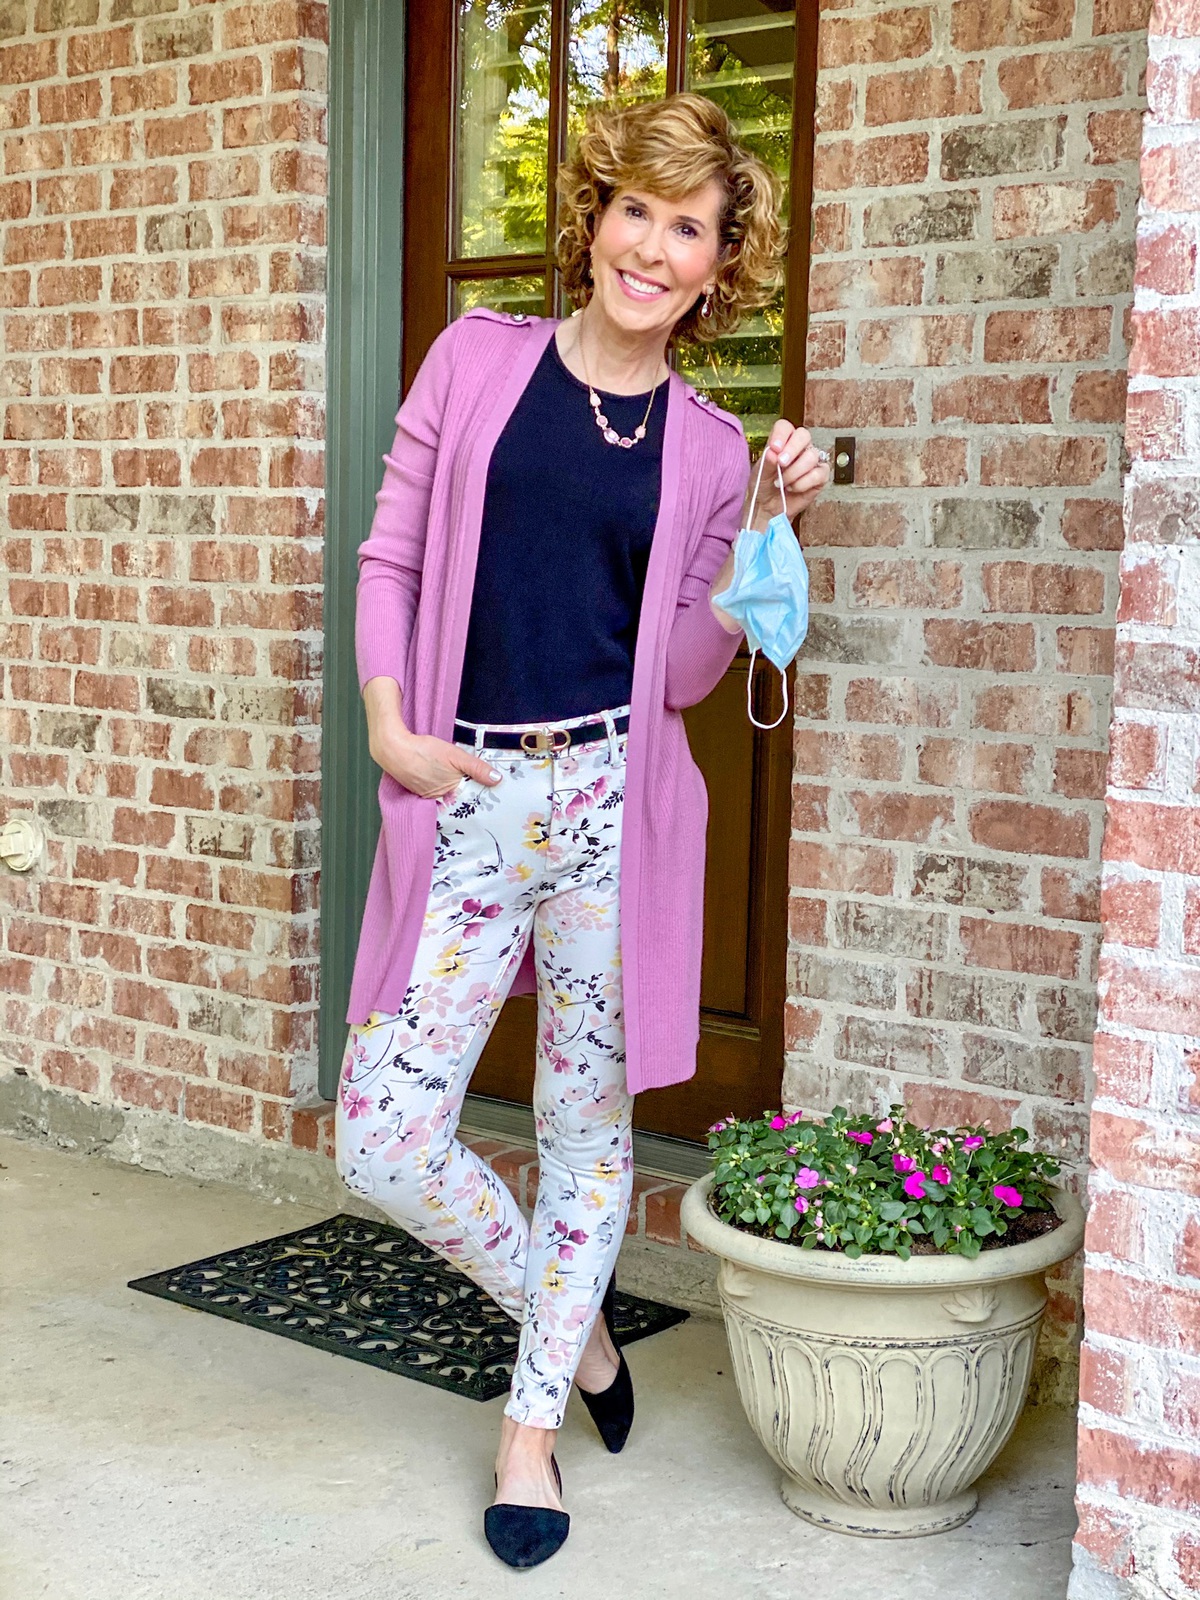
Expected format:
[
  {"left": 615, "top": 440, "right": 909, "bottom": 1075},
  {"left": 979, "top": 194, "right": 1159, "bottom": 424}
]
[{"left": 335, "top": 92, "right": 829, "bottom": 1568}]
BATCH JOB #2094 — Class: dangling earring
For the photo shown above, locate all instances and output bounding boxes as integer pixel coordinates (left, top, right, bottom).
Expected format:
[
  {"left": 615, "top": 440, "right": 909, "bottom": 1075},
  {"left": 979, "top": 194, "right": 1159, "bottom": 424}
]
[{"left": 701, "top": 290, "right": 713, "bottom": 318}]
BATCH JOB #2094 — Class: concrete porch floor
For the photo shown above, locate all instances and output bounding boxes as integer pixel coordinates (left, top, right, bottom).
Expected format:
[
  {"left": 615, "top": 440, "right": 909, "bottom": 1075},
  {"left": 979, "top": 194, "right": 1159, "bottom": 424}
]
[{"left": 2, "top": 1132, "right": 1078, "bottom": 1600}]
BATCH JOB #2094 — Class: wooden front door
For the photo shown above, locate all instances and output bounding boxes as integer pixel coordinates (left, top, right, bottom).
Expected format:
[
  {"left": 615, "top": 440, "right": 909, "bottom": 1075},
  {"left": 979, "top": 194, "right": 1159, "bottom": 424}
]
[{"left": 402, "top": 0, "right": 817, "bottom": 1143}]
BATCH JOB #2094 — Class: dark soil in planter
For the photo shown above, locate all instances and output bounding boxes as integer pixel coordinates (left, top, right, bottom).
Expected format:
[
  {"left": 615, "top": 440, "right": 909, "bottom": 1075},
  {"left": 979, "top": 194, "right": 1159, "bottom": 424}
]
[
  {"left": 714, "top": 1201, "right": 1064, "bottom": 1257},
  {"left": 904, "top": 1206, "right": 1063, "bottom": 1255}
]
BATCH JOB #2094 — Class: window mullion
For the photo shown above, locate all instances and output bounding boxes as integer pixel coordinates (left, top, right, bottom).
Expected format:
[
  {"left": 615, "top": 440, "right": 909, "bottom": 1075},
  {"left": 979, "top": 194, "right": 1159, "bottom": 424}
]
[
  {"left": 666, "top": 0, "right": 688, "bottom": 95},
  {"left": 544, "top": 0, "right": 570, "bottom": 314}
]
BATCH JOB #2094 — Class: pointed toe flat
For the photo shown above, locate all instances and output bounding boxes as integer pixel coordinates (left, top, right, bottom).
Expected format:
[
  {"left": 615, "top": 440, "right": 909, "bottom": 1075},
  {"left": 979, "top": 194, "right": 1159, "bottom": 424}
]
[
  {"left": 577, "top": 1273, "right": 635, "bottom": 1454},
  {"left": 485, "top": 1455, "right": 569, "bottom": 1569}
]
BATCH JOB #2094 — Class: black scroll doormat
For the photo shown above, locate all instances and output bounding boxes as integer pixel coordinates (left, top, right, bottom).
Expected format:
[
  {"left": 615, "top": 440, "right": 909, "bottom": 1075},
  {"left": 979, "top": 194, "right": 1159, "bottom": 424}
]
[{"left": 128, "top": 1211, "right": 689, "bottom": 1403}]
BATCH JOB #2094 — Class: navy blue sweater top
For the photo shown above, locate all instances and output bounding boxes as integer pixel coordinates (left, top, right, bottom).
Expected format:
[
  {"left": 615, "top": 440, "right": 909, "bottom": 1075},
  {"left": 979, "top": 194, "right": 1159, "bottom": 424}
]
[{"left": 454, "top": 331, "right": 667, "bottom": 726}]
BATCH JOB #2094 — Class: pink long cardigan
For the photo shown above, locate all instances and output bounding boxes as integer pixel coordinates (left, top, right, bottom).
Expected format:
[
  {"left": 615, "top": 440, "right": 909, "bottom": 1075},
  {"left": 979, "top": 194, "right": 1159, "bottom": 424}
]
[{"left": 348, "top": 307, "right": 751, "bottom": 1095}]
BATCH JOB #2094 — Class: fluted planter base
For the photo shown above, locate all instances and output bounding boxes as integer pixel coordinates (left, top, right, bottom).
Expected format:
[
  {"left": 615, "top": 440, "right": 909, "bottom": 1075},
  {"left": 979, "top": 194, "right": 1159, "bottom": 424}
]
[
  {"left": 681, "top": 1173, "right": 1084, "bottom": 1541},
  {"left": 781, "top": 1478, "right": 977, "bottom": 1538}
]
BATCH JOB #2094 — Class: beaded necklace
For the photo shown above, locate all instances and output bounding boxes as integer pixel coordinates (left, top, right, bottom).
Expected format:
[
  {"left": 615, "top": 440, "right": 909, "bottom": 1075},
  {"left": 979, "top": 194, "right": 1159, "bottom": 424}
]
[{"left": 574, "top": 319, "right": 665, "bottom": 450}]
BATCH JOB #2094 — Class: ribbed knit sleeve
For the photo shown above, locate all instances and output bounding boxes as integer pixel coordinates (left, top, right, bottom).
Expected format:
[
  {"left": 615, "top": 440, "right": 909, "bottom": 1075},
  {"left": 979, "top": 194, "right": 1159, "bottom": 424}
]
[
  {"left": 662, "top": 429, "right": 749, "bottom": 712},
  {"left": 355, "top": 319, "right": 461, "bottom": 694}
]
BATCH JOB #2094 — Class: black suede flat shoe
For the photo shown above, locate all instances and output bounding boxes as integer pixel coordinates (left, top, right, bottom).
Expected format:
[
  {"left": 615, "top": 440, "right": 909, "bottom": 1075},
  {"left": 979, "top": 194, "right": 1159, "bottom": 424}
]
[
  {"left": 484, "top": 1455, "right": 569, "bottom": 1569},
  {"left": 576, "top": 1274, "right": 635, "bottom": 1454}
]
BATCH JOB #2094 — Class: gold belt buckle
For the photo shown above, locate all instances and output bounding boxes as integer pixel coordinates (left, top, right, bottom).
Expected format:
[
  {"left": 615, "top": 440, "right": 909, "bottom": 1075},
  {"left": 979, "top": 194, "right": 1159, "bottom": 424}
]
[{"left": 519, "top": 726, "right": 572, "bottom": 753}]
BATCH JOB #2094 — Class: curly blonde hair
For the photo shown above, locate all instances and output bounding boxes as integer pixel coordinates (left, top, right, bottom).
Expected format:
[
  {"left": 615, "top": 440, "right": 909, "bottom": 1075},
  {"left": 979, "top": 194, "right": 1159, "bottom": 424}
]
[{"left": 556, "top": 93, "right": 785, "bottom": 347}]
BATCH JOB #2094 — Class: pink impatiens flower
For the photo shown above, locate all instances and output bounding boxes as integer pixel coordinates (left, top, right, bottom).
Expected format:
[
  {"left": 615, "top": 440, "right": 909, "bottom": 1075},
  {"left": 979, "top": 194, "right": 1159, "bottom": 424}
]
[
  {"left": 846, "top": 1130, "right": 873, "bottom": 1145},
  {"left": 794, "top": 1195, "right": 809, "bottom": 1214},
  {"left": 932, "top": 1164, "right": 952, "bottom": 1185},
  {"left": 770, "top": 1115, "right": 787, "bottom": 1130},
  {"left": 893, "top": 1153, "right": 916, "bottom": 1174},
  {"left": 993, "top": 1184, "right": 1024, "bottom": 1208},
  {"left": 962, "top": 1136, "right": 984, "bottom": 1151},
  {"left": 875, "top": 1118, "right": 894, "bottom": 1134},
  {"left": 795, "top": 1167, "right": 823, "bottom": 1190},
  {"left": 903, "top": 1172, "right": 928, "bottom": 1199}
]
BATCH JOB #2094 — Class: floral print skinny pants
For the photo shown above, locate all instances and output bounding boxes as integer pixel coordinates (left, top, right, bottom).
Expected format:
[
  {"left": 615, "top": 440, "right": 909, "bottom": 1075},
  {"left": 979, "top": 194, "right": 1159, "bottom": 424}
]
[{"left": 334, "top": 705, "right": 634, "bottom": 1429}]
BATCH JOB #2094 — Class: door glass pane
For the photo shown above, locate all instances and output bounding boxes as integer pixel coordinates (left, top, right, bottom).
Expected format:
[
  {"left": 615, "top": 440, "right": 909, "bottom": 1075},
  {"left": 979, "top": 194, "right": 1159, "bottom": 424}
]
[
  {"left": 568, "top": 0, "right": 667, "bottom": 131},
  {"left": 455, "top": 0, "right": 553, "bottom": 259},
  {"left": 684, "top": 0, "right": 795, "bottom": 449},
  {"left": 677, "top": 290, "right": 785, "bottom": 457},
  {"left": 688, "top": 0, "right": 795, "bottom": 209},
  {"left": 452, "top": 274, "right": 546, "bottom": 318}
]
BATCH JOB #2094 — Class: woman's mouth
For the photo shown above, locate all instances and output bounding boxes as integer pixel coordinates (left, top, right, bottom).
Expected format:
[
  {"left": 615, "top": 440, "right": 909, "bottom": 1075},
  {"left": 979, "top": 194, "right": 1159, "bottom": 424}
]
[{"left": 616, "top": 268, "right": 668, "bottom": 300}]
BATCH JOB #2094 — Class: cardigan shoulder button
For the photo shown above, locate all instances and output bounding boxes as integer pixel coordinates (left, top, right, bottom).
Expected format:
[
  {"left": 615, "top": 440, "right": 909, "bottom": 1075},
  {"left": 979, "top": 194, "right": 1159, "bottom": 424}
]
[
  {"left": 686, "top": 385, "right": 745, "bottom": 438},
  {"left": 460, "top": 306, "right": 531, "bottom": 327}
]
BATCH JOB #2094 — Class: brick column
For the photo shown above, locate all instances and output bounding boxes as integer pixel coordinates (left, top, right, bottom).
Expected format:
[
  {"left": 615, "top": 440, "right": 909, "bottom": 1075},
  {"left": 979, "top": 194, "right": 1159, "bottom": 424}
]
[
  {"left": 0, "top": 4, "right": 327, "bottom": 1145},
  {"left": 1071, "top": 1, "right": 1200, "bottom": 1594}
]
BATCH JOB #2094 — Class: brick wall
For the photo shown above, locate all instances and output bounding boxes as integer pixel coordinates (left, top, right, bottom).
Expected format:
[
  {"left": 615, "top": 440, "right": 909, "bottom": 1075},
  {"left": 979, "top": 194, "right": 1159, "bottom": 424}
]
[
  {"left": 791, "top": 0, "right": 1149, "bottom": 1392},
  {"left": 1071, "top": 0, "right": 1200, "bottom": 1590},
  {"left": 0, "top": 1, "right": 328, "bottom": 1144}
]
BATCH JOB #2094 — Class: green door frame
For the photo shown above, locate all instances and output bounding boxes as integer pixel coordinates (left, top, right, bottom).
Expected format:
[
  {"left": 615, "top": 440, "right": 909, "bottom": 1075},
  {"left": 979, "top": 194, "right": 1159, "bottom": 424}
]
[{"left": 318, "top": 0, "right": 407, "bottom": 1101}]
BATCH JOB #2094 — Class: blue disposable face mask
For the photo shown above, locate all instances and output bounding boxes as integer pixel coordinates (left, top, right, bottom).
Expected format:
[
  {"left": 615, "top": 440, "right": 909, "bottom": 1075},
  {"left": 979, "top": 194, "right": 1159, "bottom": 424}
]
[{"left": 711, "top": 451, "right": 810, "bottom": 729}]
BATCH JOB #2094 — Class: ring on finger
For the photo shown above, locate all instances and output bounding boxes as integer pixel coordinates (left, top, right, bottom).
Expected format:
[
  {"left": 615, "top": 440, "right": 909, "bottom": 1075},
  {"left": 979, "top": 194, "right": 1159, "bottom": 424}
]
[{"left": 815, "top": 447, "right": 830, "bottom": 464}]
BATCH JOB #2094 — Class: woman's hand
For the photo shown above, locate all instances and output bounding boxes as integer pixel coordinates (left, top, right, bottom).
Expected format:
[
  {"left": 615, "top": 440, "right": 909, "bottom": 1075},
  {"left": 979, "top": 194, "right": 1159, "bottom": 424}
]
[
  {"left": 709, "top": 419, "right": 832, "bottom": 632},
  {"left": 744, "top": 419, "right": 831, "bottom": 530},
  {"left": 363, "top": 676, "right": 502, "bottom": 799}
]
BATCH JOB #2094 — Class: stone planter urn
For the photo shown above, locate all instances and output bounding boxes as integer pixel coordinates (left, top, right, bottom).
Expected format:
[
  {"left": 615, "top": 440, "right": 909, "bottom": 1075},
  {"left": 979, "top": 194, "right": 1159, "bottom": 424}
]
[{"left": 681, "top": 1172, "right": 1084, "bottom": 1538}]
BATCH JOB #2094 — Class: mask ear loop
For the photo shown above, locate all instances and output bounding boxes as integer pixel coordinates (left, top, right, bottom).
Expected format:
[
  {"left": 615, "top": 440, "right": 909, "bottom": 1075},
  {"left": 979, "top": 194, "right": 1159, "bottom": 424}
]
[
  {"left": 745, "top": 445, "right": 769, "bottom": 530},
  {"left": 746, "top": 648, "right": 789, "bottom": 729},
  {"left": 745, "top": 447, "right": 789, "bottom": 531},
  {"left": 743, "top": 451, "right": 791, "bottom": 731}
]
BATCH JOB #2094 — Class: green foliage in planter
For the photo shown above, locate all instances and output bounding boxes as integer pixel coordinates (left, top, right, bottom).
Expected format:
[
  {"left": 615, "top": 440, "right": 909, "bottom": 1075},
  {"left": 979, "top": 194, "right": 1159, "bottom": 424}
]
[{"left": 706, "top": 1103, "right": 1062, "bottom": 1261}]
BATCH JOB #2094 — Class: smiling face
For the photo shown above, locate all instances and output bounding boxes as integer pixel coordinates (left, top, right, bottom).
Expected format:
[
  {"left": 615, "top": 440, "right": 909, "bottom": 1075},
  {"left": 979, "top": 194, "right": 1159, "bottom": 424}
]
[{"left": 588, "top": 181, "right": 725, "bottom": 341}]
